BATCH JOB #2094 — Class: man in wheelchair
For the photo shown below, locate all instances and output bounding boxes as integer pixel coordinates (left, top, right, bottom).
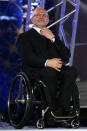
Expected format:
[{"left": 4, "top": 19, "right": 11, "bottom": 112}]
[{"left": 16, "top": 7, "right": 79, "bottom": 124}]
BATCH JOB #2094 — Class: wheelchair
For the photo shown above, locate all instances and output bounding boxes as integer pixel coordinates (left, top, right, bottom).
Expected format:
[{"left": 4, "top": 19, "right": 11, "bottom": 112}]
[{"left": 8, "top": 71, "right": 80, "bottom": 129}]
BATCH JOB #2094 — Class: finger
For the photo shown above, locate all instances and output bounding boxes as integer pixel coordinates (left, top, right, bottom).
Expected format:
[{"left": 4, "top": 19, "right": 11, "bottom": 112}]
[
  {"left": 56, "top": 63, "right": 62, "bottom": 68},
  {"left": 57, "top": 59, "right": 62, "bottom": 63},
  {"left": 58, "top": 59, "right": 62, "bottom": 62},
  {"left": 55, "top": 68, "right": 61, "bottom": 72},
  {"left": 55, "top": 66, "right": 61, "bottom": 71},
  {"left": 57, "top": 58, "right": 62, "bottom": 60},
  {"left": 57, "top": 66, "right": 62, "bottom": 69},
  {"left": 57, "top": 61, "right": 63, "bottom": 65},
  {"left": 56, "top": 63, "right": 63, "bottom": 66}
]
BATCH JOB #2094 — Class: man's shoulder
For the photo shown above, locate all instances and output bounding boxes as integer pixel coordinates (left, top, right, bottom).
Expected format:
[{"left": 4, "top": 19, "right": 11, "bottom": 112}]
[{"left": 19, "top": 28, "right": 34, "bottom": 38}]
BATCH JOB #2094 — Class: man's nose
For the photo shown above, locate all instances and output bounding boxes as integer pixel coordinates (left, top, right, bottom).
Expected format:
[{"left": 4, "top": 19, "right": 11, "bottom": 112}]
[{"left": 40, "top": 15, "right": 43, "bottom": 18}]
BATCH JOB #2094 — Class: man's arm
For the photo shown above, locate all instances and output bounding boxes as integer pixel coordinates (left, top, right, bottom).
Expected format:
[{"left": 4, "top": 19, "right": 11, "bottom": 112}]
[
  {"left": 17, "top": 34, "right": 48, "bottom": 68},
  {"left": 54, "top": 34, "right": 71, "bottom": 63},
  {"left": 41, "top": 27, "right": 70, "bottom": 63},
  {"left": 41, "top": 28, "right": 63, "bottom": 71},
  {"left": 40, "top": 28, "right": 71, "bottom": 71}
]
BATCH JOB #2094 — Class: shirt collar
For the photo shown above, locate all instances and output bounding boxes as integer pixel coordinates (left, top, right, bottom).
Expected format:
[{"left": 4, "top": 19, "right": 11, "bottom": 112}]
[{"left": 33, "top": 26, "right": 41, "bottom": 34}]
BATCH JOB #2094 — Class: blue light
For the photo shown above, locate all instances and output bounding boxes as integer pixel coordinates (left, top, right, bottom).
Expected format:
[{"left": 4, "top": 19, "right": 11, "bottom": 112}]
[
  {"left": 0, "top": 0, "right": 23, "bottom": 113},
  {"left": 0, "top": 16, "right": 16, "bottom": 20},
  {"left": 34, "top": 0, "right": 40, "bottom": 3}
]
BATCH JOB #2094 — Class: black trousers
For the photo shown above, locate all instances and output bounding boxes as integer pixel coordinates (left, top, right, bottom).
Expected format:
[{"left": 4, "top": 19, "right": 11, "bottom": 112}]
[{"left": 38, "top": 66, "right": 78, "bottom": 111}]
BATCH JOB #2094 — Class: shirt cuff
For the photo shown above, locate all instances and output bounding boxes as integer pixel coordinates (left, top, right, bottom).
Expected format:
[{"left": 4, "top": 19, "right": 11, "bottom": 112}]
[
  {"left": 51, "top": 37, "right": 55, "bottom": 43},
  {"left": 44, "top": 59, "right": 48, "bottom": 67}
]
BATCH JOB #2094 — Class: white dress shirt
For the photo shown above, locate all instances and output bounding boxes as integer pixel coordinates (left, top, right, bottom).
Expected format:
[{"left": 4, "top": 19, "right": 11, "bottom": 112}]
[{"left": 33, "top": 26, "right": 41, "bottom": 34}]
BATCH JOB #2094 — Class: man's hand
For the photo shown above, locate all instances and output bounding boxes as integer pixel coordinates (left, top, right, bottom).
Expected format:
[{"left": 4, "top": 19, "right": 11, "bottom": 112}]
[
  {"left": 41, "top": 27, "right": 55, "bottom": 40},
  {"left": 45, "top": 58, "right": 63, "bottom": 72}
]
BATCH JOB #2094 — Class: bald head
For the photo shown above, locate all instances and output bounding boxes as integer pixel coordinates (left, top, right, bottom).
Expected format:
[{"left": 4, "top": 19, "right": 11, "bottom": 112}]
[
  {"left": 31, "top": 8, "right": 48, "bottom": 19},
  {"left": 30, "top": 7, "right": 49, "bottom": 28}
]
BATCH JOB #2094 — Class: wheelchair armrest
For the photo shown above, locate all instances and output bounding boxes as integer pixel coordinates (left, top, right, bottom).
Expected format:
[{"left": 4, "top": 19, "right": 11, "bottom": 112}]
[{"left": 65, "top": 62, "right": 70, "bottom": 66}]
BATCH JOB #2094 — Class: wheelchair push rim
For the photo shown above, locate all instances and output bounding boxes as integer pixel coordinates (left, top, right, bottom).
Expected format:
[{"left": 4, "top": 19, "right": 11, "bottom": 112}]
[{"left": 8, "top": 72, "right": 32, "bottom": 129}]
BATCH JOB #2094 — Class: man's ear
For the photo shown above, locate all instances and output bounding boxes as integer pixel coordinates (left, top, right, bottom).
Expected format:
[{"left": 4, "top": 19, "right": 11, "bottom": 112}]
[
  {"left": 46, "top": 17, "right": 49, "bottom": 25},
  {"left": 30, "top": 17, "right": 34, "bottom": 24}
]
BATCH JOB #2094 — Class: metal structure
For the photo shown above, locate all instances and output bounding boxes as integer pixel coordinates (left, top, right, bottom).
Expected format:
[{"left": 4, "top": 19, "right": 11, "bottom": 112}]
[{"left": 24, "top": 0, "right": 80, "bottom": 65}]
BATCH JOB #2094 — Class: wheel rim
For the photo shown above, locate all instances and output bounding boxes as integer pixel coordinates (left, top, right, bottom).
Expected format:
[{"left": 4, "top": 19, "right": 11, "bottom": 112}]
[
  {"left": 8, "top": 73, "right": 32, "bottom": 128},
  {"left": 36, "top": 119, "right": 44, "bottom": 129},
  {"left": 71, "top": 120, "right": 80, "bottom": 128}
]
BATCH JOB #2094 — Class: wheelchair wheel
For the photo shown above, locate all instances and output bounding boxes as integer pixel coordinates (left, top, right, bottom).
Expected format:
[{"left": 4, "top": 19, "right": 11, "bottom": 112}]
[
  {"left": 71, "top": 119, "right": 80, "bottom": 128},
  {"left": 36, "top": 118, "right": 45, "bottom": 129},
  {"left": 8, "top": 72, "right": 32, "bottom": 129}
]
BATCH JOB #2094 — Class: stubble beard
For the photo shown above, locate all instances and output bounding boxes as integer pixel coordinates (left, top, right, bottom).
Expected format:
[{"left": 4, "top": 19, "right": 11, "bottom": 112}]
[{"left": 33, "top": 21, "right": 47, "bottom": 28}]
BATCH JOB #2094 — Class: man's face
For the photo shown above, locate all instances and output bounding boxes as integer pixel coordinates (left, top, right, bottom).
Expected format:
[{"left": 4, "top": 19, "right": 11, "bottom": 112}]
[{"left": 31, "top": 8, "right": 49, "bottom": 28}]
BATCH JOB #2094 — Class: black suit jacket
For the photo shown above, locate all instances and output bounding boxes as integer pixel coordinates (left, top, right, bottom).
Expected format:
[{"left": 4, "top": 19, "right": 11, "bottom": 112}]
[{"left": 17, "top": 28, "right": 71, "bottom": 78}]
